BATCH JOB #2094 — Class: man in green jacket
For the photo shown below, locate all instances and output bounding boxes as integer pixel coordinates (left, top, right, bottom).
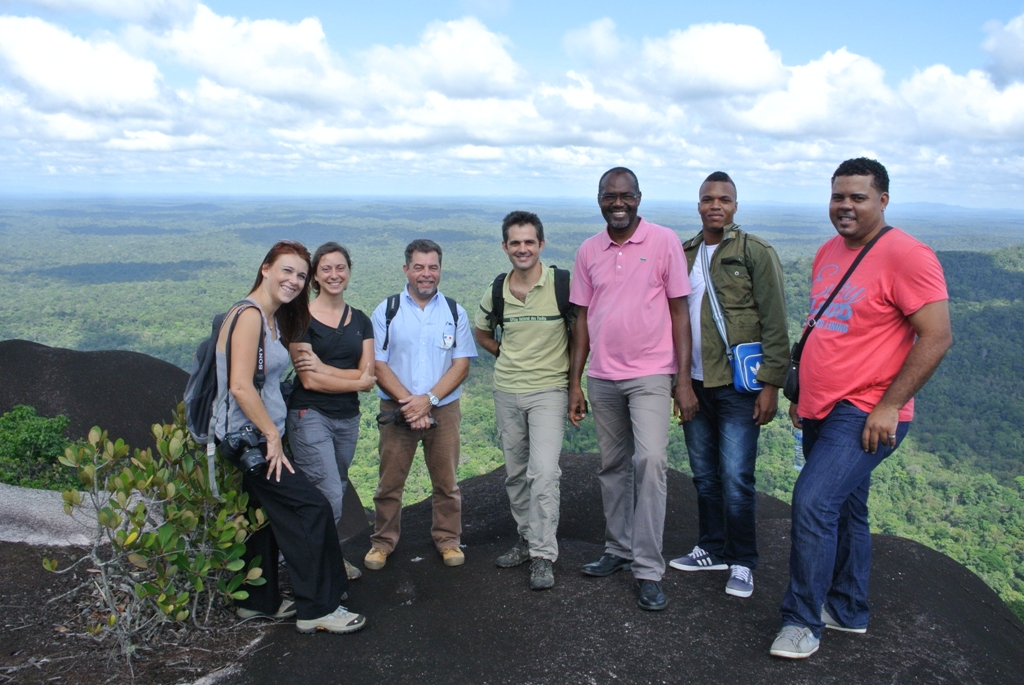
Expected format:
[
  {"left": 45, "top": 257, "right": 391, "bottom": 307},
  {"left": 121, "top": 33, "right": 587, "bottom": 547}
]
[{"left": 669, "top": 171, "right": 789, "bottom": 599}]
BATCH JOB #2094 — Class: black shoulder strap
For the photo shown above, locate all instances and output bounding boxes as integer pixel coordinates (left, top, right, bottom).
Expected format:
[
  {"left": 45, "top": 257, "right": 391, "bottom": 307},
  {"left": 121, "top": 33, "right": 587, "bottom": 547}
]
[
  {"left": 382, "top": 294, "right": 401, "bottom": 351},
  {"left": 792, "top": 226, "right": 893, "bottom": 361},
  {"left": 337, "top": 304, "right": 351, "bottom": 333},
  {"left": 444, "top": 296, "right": 459, "bottom": 348},
  {"left": 488, "top": 273, "right": 507, "bottom": 331},
  {"left": 222, "top": 301, "right": 266, "bottom": 433},
  {"left": 551, "top": 266, "right": 571, "bottom": 320}
]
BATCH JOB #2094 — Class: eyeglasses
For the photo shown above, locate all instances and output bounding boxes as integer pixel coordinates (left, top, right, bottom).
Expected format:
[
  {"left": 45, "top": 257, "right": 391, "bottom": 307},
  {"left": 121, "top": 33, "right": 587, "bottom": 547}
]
[{"left": 598, "top": 192, "right": 641, "bottom": 204}]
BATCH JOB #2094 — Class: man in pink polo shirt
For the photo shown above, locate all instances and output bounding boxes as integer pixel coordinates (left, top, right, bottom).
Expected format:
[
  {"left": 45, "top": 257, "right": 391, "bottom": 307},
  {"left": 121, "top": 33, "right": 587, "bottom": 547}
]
[{"left": 569, "top": 167, "right": 699, "bottom": 611}]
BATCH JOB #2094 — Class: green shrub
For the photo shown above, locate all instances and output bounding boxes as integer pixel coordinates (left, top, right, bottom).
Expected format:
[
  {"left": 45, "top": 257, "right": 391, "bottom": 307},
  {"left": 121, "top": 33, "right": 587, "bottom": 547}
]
[
  {"left": 0, "top": 405, "right": 79, "bottom": 490},
  {"left": 45, "top": 402, "right": 267, "bottom": 670}
]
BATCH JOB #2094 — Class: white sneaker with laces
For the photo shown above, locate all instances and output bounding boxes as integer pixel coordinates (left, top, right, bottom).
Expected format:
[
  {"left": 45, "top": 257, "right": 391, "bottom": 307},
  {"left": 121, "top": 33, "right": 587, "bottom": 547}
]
[
  {"left": 770, "top": 625, "right": 819, "bottom": 659},
  {"left": 295, "top": 605, "right": 367, "bottom": 634}
]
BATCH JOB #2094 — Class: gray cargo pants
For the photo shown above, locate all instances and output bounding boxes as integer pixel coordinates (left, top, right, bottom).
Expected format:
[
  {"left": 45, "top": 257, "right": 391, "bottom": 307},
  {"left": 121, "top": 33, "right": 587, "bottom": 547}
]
[{"left": 493, "top": 387, "right": 568, "bottom": 561}]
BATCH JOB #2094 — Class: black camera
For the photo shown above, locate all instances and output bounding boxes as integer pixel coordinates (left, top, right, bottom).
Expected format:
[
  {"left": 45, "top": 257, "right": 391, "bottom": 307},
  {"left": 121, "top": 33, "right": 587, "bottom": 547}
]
[{"left": 221, "top": 425, "right": 267, "bottom": 475}]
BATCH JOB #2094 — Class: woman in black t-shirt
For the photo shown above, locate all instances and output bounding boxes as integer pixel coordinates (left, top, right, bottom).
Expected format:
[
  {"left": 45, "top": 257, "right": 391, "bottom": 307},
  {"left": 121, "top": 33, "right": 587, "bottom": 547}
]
[{"left": 287, "top": 242, "right": 376, "bottom": 581}]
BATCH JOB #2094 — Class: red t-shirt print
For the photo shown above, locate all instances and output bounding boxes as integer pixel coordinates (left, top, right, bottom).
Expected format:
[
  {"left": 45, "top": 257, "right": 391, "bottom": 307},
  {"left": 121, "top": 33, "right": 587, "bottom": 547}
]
[{"left": 798, "top": 229, "right": 948, "bottom": 422}]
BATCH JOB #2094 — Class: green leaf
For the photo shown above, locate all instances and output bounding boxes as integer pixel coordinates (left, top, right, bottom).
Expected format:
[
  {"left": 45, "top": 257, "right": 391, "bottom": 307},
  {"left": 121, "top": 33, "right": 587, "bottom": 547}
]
[
  {"left": 229, "top": 591, "right": 249, "bottom": 600},
  {"left": 225, "top": 559, "right": 245, "bottom": 572}
]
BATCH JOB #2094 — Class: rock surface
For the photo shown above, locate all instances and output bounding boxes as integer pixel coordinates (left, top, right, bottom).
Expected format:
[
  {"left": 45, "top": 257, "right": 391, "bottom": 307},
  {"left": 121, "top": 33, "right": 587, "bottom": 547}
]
[
  {"left": 0, "top": 339, "right": 189, "bottom": 448},
  {"left": 228, "top": 453, "right": 1024, "bottom": 685}
]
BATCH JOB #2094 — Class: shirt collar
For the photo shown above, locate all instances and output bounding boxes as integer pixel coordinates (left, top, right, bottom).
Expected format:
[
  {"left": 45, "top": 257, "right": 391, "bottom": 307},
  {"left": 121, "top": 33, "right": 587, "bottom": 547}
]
[
  {"left": 601, "top": 217, "right": 650, "bottom": 250},
  {"left": 503, "top": 262, "right": 550, "bottom": 297},
  {"left": 402, "top": 285, "right": 443, "bottom": 306}
]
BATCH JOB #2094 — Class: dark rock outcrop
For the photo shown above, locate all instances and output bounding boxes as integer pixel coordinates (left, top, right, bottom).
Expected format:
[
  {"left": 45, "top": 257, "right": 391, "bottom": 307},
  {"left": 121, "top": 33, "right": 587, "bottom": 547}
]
[
  {"left": 0, "top": 339, "right": 369, "bottom": 534},
  {"left": 0, "top": 339, "right": 187, "bottom": 450},
  {"left": 232, "top": 454, "right": 1024, "bottom": 685}
]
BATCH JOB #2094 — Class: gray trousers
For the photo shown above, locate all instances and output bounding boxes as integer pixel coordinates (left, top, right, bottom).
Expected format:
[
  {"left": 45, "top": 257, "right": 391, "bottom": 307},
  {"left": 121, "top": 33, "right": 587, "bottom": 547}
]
[
  {"left": 587, "top": 374, "right": 672, "bottom": 581},
  {"left": 286, "top": 408, "right": 360, "bottom": 525},
  {"left": 493, "top": 387, "right": 567, "bottom": 562}
]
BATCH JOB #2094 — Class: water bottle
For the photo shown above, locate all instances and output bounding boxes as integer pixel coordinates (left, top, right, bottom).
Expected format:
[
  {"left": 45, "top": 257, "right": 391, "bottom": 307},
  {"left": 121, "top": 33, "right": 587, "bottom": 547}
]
[{"left": 793, "top": 429, "right": 805, "bottom": 471}]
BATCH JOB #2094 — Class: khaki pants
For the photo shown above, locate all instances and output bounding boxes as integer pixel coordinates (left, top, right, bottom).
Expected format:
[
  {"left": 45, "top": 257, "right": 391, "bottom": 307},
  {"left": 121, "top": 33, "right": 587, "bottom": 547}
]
[
  {"left": 371, "top": 399, "right": 462, "bottom": 553},
  {"left": 587, "top": 375, "right": 672, "bottom": 581},
  {"left": 493, "top": 387, "right": 567, "bottom": 561}
]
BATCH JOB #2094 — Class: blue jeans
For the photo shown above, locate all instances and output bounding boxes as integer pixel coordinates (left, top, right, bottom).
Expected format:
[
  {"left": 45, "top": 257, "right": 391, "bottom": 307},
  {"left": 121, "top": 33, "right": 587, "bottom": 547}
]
[
  {"left": 682, "top": 380, "right": 760, "bottom": 569},
  {"left": 780, "top": 400, "right": 910, "bottom": 637}
]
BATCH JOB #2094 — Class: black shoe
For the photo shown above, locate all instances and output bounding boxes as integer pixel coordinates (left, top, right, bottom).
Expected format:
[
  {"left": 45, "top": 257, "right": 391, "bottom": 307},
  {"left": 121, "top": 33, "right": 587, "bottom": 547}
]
[
  {"left": 530, "top": 558, "right": 555, "bottom": 590},
  {"left": 636, "top": 580, "right": 668, "bottom": 611},
  {"left": 581, "top": 553, "right": 632, "bottom": 577},
  {"left": 495, "top": 536, "right": 531, "bottom": 568}
]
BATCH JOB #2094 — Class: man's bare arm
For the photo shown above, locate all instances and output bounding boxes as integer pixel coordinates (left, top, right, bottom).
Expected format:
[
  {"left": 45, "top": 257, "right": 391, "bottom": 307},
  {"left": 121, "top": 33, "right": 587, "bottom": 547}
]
[
  {"left": 568, "top": 306, "right": 590, "bottom": 427},
  {"left": 862, "top": 299, "right": 953, "bottom": 453},
  {"left": 669, "top": 296, "right": 699, "bottom": 423},
  {"left": 474, "top": 327, "right": 500, "bottom": 357}
]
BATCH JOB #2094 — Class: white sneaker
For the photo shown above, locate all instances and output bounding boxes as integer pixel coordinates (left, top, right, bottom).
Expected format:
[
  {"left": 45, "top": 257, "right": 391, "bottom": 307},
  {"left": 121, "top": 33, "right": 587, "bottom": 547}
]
[
  {"left": 770, "top": 625, "right": 819, "bottom": 659},
  {"left": 295, "top": 605, "right": 366, "bottom": 634}
]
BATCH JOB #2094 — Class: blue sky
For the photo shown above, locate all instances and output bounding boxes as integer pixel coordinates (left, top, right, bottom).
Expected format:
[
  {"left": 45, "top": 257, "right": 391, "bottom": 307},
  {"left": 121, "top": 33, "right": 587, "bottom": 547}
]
[{"left": 3, "top": 1, "right": 1024, "bottom": 205}]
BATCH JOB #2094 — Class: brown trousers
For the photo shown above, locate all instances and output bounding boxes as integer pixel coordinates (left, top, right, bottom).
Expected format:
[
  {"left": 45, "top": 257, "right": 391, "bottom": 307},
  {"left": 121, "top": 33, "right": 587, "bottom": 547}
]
[{"left": 371, "top": 399, "right": 462, "bottom": 553}]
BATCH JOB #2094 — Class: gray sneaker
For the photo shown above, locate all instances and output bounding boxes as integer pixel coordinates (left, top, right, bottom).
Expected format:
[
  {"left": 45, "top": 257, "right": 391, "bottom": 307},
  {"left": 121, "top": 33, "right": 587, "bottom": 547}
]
[
  {"left": 496, "top": 536, "right": 531, "bottom": 568},
  {"left": 295, "top": 605, "right": 366, "bottom": 634},
  {"left": 770, "top": 625, "right": 820, "bottom": 659},
  {"left": 822, "top": 606, "right": 867, "bottom": 634},
  {"left": 725, "top": 565, "right": 753, "bottom": 598},
  {"left": 529, "top": 558, "right": 554, "bottom": 590},
  {"left": 669, "top": 545, "right": 728, "bottom": 571}
]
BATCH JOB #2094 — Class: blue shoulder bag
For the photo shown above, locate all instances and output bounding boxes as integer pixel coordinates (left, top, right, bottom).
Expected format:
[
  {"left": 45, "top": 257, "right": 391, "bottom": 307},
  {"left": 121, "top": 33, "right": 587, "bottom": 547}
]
[{"left": 700, "top": 241, "right": 763, "bottom": 394}]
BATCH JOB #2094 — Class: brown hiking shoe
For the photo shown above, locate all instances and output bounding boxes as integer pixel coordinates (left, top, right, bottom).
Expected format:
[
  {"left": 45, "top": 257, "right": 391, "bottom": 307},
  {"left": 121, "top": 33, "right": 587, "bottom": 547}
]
[
  {"left": 441, "top": 547, "right": 465, "bottom": 566},
  {"left": 364, "top": 547, "right": 389, "bottom": 570}
]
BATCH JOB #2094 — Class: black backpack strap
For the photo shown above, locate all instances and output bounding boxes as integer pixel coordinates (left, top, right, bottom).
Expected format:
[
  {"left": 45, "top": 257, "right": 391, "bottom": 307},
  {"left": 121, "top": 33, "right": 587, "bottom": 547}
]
[
  {"left": 444, "top": 296, "right": 459, "bottom": 348},
  {"left": 549, "top": 264, "right": 574, "bottom": 339},
  {"left": 487, "top": 273, "right": 507, "bottom": 331},
  {"left": 382, "top": 294, "right": 401, "bottom": 351},
  {"left": 222, "top": 301, "right": 266, "bottom": 434}
]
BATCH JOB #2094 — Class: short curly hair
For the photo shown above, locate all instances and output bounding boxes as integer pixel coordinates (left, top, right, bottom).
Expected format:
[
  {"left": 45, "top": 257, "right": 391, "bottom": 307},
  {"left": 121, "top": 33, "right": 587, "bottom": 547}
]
[{"left": 832, "top": 158, "right": 889, "bottom": 194}]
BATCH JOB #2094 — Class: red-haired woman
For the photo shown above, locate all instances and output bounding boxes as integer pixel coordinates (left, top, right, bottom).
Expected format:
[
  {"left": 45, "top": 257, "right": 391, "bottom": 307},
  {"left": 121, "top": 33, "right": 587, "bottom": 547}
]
[{"left": 213, "top": 240, "right": 365, "bottom": 634}]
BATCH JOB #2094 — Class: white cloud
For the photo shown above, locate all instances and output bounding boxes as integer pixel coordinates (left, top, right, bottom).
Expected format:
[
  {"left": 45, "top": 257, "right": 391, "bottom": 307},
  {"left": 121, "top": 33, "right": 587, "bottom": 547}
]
[
  {"left": 363, "top": 17, "right": 524, "bottom": 98},
  {"left": 983, "top": 13, "right": 1024, "bottom": 85},
  {"left": 902, "top": 65, "right": 1024, "bottom": 139},
  {"left": 22, "top": 0, "right": 196, "bottom": 24},
  {"left": 563, "top": 18, "right": 623, "bottom": 65},
  {"left": 106, "top": 129, "right": 215, "bottom": 150},
  {"left": 729, "top": 48, "right": 900, "bottom": 138},
  {"left": 0, "top": 15, "right": 162, "bottom": 114},
  {"left": 641, "top": 23, "right": 788, "bottom": 97},
  {"left": 152, "top": 5, "right": 355, "bottom": 105}
]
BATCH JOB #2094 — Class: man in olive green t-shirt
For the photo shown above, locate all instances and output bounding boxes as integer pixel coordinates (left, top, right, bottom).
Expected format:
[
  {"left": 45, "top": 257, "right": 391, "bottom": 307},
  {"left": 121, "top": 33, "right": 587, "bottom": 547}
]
[{"left": 475, "top": 210, "right": 571, "bottom": 592}]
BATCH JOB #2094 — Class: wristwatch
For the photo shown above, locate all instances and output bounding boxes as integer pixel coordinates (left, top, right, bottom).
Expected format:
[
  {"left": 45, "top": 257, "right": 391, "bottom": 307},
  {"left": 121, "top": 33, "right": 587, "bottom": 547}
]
[{"left": 427, "top": 392, "right": 440, "bottom": 406}]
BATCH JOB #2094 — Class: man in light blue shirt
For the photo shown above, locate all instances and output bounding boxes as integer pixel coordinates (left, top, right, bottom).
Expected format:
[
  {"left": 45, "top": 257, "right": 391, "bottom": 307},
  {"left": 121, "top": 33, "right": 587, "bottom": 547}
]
[{"left": 364, "top": 239, "right": 477, "bottom": 570}]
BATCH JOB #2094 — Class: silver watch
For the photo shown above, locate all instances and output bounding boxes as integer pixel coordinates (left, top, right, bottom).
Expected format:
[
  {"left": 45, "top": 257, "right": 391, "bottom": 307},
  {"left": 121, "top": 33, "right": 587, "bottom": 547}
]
[{"left": 427, "top": 392, "right": 440, "bottom": 406}]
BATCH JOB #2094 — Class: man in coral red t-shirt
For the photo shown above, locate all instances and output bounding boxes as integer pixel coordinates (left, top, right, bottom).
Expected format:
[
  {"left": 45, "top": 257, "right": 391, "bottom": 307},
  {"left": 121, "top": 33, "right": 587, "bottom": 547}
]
[{"left": 770, "top": 158, "right": 952, "bottom": 660}]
